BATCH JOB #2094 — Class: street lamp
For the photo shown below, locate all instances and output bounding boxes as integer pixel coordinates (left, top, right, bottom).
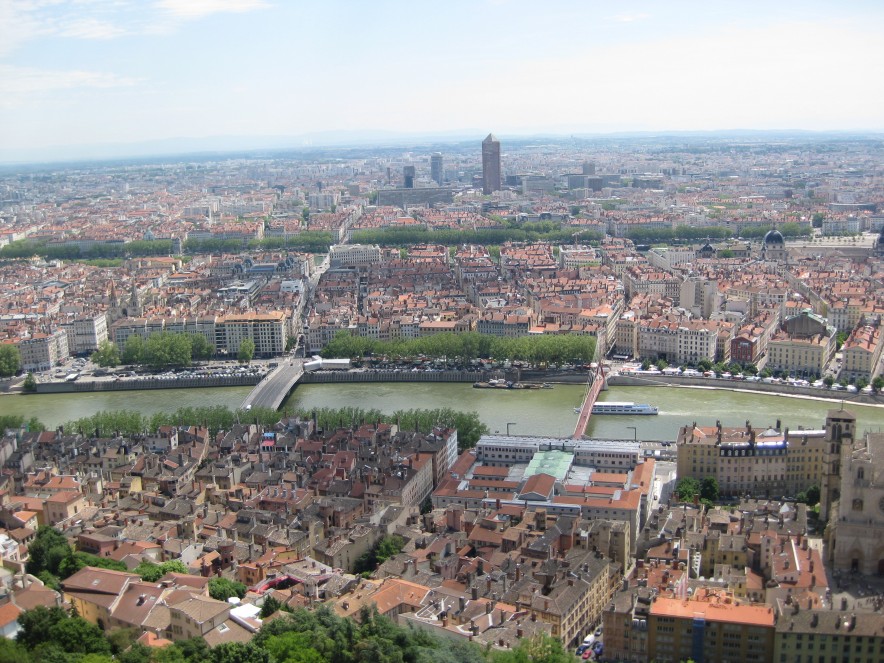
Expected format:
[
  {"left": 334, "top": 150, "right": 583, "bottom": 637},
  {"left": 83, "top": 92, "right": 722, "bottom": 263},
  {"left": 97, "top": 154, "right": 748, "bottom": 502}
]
[
  {"left": 506, "top": 422, "right": 516, "bottom": 436},
  {"left": 626, "top": 426, "right": 637, "bottom": 441}
]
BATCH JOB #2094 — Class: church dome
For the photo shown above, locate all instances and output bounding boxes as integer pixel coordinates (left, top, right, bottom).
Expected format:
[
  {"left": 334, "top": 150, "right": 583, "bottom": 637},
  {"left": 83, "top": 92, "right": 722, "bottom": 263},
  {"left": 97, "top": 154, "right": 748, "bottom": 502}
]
[{"left": 763, "top": 229, "right": 785, "bottom": 246}]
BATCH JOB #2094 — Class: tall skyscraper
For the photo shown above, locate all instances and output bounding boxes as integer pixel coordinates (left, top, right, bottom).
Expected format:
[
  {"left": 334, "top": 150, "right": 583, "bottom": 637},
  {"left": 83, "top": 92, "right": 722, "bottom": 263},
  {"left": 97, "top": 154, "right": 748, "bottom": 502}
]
[
  {"left": 482, "top": 133, "right": 501, "bottom": 195},
  {"left": 403, "top": 165, "right": 415, "bottom": 188},
  {"left": 430, "top": 152, "right": 443, "bottom": 186}
]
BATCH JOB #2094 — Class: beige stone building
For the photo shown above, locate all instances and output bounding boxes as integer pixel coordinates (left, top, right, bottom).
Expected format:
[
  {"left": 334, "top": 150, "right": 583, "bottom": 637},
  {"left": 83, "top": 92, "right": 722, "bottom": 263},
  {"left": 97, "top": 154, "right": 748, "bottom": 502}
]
[
  {"left": 17, "top": 330, "right": 70, "bottom": 372},
  {"left": 168, "top": 593, "right": 231, "bottom": 640},
  {"left": 841, "top": 322, "right": 883, "bottom": 382},
  {"left": 677, "top": 417, "right": 832, "bottom": 499},
  {"left": 647, "top": 591, "right": 776, "bottom": 663},
  {"left": 765, "top": 310, "right": 836, "bottom": 378},
  {"left": 775, "top": 608, "right": 884, "bottom": 663},
  {"left": 501, "top": 552, "right": 613, "bottom": 647}
]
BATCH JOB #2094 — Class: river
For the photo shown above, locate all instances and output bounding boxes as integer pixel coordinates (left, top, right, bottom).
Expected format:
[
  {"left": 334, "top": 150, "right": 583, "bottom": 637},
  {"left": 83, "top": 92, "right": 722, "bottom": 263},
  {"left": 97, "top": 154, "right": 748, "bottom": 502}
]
[{"left": 3, "top": 382, "right": 883, "bottom": 440}]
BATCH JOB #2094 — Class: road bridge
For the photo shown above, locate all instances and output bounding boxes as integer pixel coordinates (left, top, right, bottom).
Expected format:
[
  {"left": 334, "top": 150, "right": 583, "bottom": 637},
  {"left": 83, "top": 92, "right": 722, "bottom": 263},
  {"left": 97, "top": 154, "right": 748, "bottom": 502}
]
[
  {"left": 572, "top": 364, "right": 606, "bottom": 438},
  {"left": 240, "top": 359, "right": 304, "bottom": 411}
]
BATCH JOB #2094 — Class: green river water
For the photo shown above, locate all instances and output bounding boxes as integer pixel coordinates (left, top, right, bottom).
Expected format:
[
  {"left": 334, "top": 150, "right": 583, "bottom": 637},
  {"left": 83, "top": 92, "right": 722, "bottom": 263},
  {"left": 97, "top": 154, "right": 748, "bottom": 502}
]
[{"left": 2, "top": 383, "right": 883, "bottom": 440}]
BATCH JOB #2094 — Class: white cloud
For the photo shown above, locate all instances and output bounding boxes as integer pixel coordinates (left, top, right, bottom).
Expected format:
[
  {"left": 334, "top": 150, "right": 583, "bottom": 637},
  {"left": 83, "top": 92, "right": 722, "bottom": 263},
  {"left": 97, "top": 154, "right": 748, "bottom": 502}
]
[
  {"left": 0, "top": 1, "right": 55, "bottom": 56},
  {"left": 59, "top": 17, "right": 127, "bottom": 39},
  {"left": 609, "top": 12, "right": 651, "bottom": 23},
  {"left": 153, "top": 0, "right": 269, "bottom": 20},
  {"left": 0, "top": 64, "right": 138, "bottom": 96},
  {"left": 0, "top": 1, "right": 130, "bottom": 56}
]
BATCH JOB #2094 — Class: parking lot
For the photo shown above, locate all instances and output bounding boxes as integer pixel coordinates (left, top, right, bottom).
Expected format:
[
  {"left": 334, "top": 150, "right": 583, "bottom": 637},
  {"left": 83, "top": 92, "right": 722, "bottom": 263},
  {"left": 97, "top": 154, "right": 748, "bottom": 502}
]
[{"left": 36, "top": 356, "right": 273, "bottom": 385}]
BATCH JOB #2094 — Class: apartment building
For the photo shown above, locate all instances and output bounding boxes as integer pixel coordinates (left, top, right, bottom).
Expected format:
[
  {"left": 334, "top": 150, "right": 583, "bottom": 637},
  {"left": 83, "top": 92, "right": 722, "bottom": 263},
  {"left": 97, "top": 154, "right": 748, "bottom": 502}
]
[
  {"left": 501, "top": 553, "right": 612, "bottom": 647},
  {"left": 62, "top": 313, "right": 108, "bottom": 355},
  {"left": 215, "top": 312, "right": 287, "bottom": 357},
  {"left": 17, "top": 329, "right": 70, "bottom": 371},
  {"left": 647, "top": 591, "right": 776, "bottom": 663},
  {"left": 766, "top": 311, "right": 836, "bottom": 377},
  {"left": 677, "top": 419, "right": 831, "bottom": 498},
  {"left": 329, "top": 243, "right": 382, "bottom": 268},
  {"left": 841, "top": 322, "right": 883, "bottom": 382},
  {"left": 774, "top": 608, "right": 884, "bottom": 663}
]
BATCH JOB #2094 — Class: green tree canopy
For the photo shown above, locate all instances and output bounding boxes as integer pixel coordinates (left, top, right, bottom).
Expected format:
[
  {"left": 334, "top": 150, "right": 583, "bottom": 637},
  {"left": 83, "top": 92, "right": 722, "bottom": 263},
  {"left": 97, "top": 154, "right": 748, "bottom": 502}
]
[
  {"left": 491, "top": 633, "right": 573, "bottom": 663},
  {"left": 25, "top": 527, "right": 71, "bottom": 579},
  {"left": 189, "top": 334, "right": 214, "bottom": 361},
  {"left": 354, "top": 535, "right": 405, "bottom": 574},
  {"left": 700, "top": 476, "right": 719, "bottom": 502},
  {"left": 208, "top": 578, "right": 247, "bottom": 602},
  {"left": 238, "top": 338, "right": 256, "bottom": 364},
  {"left": 134, "top": 559, "right": 189, "bottom": 582},
  {"left": 122, "top": 335, "right": 145, "bottom": 365},
  {"left": 0, "top": 344, "right": 21, "bottom": 377},
  {"left": 91, "top": 340, "right": 121, "bottom": 367},
  {"left": 57, "top": 551, "right": 128, "bottom": 579},
  {"left": 16, "top": 606, "right": 68, "bottom": 650},
  {"left": 210, "top": 642, "right": 269, "bottom": 663},
  {"left": 49, "top": 616, "right": 112, "bottom": 655},
  {"left": 674, "top": 477, "right": 701, "bottom": 502}
]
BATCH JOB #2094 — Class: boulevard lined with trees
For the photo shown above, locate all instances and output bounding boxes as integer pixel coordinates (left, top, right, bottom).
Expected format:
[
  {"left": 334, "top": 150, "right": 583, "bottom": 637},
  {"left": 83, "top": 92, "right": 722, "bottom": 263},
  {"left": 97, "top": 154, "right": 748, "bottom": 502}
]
[
  {"left": 350, "top": 224, "right": 600, "bottom": 248},
  {"left": 321, "top": 331, "right": 597, "bottom": 366}
]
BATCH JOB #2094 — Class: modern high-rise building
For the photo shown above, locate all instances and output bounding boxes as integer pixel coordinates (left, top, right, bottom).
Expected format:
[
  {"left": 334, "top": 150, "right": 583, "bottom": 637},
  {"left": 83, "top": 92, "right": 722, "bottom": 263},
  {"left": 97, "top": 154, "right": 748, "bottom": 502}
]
[
  {"left": 430, "top": 153, "right": 443, "bottom": 186},
  {"left": 403, "top": 165, "right": 415, "bottom": 189},
  {"left": 481, "top": 133, "right": 501, "bottom": 194}
]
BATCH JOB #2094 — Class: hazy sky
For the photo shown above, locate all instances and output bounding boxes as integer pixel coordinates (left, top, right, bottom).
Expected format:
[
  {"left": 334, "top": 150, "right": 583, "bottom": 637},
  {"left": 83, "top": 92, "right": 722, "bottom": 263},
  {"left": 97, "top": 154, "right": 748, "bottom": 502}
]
[{"left": 2, "top": 0, "right": 883, "bottom": 157}]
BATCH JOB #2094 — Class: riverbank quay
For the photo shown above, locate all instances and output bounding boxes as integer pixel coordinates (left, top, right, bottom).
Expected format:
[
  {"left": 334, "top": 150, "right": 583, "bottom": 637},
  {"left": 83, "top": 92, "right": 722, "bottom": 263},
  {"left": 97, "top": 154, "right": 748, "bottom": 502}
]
[
  {"left": 302, "top": 369, "right": 483, "bottom": 384},
  {"left": 606, "top": 373, "right": 884, "bottom": 408}
]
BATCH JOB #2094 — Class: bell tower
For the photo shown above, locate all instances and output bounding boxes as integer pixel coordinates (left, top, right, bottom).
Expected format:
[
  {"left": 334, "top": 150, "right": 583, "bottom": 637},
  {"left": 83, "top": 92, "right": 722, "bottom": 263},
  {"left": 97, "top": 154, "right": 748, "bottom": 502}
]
[{"left": 820, "top": 408, "right": 855, "bottom": 521}]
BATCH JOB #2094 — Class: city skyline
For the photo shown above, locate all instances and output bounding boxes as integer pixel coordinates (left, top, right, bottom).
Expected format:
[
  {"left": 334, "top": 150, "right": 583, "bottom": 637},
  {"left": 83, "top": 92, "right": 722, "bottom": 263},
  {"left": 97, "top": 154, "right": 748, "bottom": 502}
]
[{"left": 1, "top": 0, "right": 883, "bottom": 163}]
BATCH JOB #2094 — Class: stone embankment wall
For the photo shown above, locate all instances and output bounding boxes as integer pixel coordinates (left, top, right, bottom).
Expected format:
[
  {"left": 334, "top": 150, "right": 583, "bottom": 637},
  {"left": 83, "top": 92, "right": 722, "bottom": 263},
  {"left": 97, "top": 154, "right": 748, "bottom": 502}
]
[
  {"left": 34, "top": 375, "right": 261, "bottom": 393},
  {"left": 302, "top": 370, "right": 482, "bottom": 384}
]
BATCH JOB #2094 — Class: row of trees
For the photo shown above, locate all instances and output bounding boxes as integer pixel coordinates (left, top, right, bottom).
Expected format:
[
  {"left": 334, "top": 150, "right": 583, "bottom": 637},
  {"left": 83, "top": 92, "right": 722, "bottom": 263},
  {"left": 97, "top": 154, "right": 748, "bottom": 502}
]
[
  {"left": 183, "top": 231, "right": 335, "bottom": 255},
  {"left": 0, "top": 232, "right": 337, "bottom": 262},
  {"left": 93, "top": 333, "right": 216, "bottom": 368},
  {"left": 626, "top": 222, "right": 811, "bottom": 244},
  {"left": 349, "top": 225, "right": 600, "bottom": 247},
  {"left": 58, "top": 404, "right": 489, "bottom": 450},
  {"left": 62, "top": 405, "right": 283, "bottom": 439},
  {"left": 0, "top": 239, "right": 174, "bottom": 261},
  {"left": 290, "top": 406, "right": 488, "bottom": 451},
  {"left": 0, "top": 414, "right": 44, "bottom": 433},
  {"left": 94, "top": 334, "right": 256, "bottom": 367},
  {"left": 321, "top": 331, "right": 597, "bottom": 365}
]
